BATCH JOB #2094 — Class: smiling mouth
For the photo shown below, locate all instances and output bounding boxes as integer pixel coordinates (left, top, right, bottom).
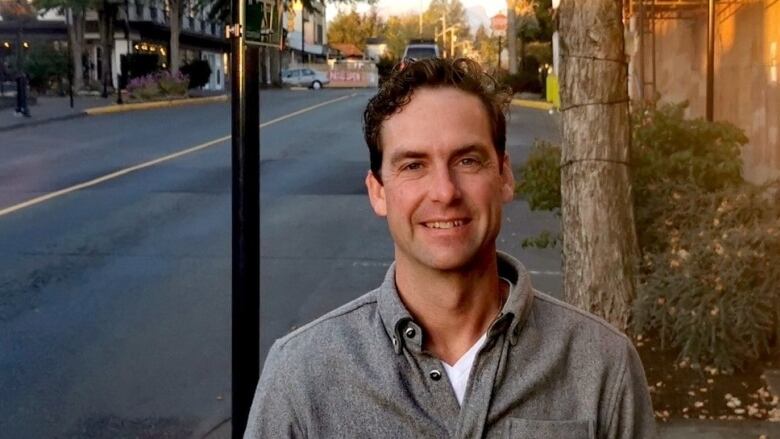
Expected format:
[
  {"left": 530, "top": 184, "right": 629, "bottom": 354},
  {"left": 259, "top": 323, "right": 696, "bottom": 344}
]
[{"left": 423, "top": 220, "right": 468, "bottom": 229}]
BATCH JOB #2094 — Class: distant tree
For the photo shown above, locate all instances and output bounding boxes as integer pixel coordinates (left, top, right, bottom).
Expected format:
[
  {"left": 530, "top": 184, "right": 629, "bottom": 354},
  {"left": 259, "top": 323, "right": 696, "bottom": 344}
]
[
  {"left": 327, "top": 7, "right": 384, "bottom": 50},
  {"left": 383, "top": 14, "right": 420, "bottom": 59},
  {"left": 33, "top": 0, "right": 89, "bottom": 89},
  {"left": 422, "top": 0, "right": 469, "bottom": 56},
  {"left": 473, "top": 24, "right": 499, "bottom": 69}
]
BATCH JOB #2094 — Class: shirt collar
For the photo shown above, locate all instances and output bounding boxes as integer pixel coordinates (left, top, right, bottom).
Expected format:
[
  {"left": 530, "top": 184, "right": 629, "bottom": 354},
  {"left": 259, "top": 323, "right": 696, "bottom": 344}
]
[{"left": 376, "top": 251, "right": 536, "bottom": 354}]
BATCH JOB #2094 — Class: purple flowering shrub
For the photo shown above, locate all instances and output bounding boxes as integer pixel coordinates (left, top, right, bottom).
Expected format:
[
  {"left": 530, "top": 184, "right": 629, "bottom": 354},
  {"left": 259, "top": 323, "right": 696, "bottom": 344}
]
[{"left": 127, "top": 71, "right": 189, "bottom": 100}]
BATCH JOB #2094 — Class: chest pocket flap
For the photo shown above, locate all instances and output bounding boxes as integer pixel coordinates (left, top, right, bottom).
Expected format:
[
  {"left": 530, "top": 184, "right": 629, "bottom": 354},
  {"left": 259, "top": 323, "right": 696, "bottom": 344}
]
[{"left": 507, "top": 418, "right": 594, "bottom": 439}]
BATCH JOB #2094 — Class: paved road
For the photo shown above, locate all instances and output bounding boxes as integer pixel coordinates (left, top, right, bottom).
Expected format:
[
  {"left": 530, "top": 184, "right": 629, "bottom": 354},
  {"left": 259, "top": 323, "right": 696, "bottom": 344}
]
[{"left": 0, "top": 89, "right": 561, "bottom": 438}]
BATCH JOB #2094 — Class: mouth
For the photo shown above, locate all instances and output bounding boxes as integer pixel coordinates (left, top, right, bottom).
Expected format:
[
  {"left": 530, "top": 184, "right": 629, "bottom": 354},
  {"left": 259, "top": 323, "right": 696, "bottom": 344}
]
[{"left": 422, "top": 219, "right": 469, "bottom": 229}]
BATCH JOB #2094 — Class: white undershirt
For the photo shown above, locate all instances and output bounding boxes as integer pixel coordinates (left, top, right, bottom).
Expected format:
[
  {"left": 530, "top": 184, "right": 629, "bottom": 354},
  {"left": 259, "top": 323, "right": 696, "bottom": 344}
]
[
  {"left": 440, "top": 278, "right": 511, "bottom": 406},
  {"left": 441, "top": 332, "right": 487, "bottom": 406}
]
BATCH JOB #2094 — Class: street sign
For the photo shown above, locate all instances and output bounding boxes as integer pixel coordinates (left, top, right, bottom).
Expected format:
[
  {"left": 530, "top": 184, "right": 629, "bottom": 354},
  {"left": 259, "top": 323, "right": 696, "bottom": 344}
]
[
  {"left": 245, "top": 0, "right": 283, "bottom": 47},
  {"left": 490, "top": 13, "right": 507, "bottom": 37}
]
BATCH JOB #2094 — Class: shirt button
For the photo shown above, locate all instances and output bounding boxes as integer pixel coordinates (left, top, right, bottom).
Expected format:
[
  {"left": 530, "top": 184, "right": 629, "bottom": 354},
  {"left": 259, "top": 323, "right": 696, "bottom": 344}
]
[
  {"left": 405, "top": 327, "right": 416, "bottom": 338},
  {"left": 429, "top": 369, "right": 442, "bottom": 381}
]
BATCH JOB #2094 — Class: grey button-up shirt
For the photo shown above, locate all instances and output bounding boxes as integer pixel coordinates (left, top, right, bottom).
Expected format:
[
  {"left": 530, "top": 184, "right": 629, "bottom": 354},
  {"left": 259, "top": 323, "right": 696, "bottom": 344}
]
[{"left": 245, "top": 252, "right": 657, "bottom": 438}]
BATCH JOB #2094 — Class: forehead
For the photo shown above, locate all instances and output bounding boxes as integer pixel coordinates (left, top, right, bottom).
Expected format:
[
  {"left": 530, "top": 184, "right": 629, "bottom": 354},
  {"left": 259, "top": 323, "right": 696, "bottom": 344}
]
[{"left": 380, "top": 87, "right": 493, "bottom": 155}]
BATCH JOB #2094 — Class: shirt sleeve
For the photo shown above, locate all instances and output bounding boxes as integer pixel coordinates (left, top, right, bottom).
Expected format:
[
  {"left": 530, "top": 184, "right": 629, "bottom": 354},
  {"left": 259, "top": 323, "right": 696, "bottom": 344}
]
[
  {"left": 243, "top": 340, "right": 304, "bottom": 439},
  {"left": 606, "top": 341, "right": 658, "bottom": 439}
]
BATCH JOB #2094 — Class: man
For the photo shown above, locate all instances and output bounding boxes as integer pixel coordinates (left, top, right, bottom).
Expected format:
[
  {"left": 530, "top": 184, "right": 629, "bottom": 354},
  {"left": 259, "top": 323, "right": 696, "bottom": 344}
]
[{"left": 245, "top": 58, "right": 656, "bottom": 438}]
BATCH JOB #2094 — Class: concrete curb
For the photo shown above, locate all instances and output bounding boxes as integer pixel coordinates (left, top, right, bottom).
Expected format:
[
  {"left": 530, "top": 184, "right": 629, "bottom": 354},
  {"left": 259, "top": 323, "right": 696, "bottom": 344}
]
[
  {"left": 84, "top": 94, "right": 228, "bottom": 115},
  {"left": 511, "top": 98, "right": 554, "bottom": 111}
]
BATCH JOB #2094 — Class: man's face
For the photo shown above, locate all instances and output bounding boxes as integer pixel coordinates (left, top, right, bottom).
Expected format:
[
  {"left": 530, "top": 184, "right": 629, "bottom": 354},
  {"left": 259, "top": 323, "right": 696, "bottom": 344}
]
[{"left": 366, "top": 87, "right": 514, "bottom": 273}]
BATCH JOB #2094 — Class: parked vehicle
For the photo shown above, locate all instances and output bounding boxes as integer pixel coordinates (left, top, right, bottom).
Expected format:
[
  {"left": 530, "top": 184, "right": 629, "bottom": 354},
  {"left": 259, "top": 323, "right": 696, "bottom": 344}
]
[
  {"left": 281, "top": 68, "right": 330, "bottom": 89},
  {"left": 400, "top": 39, "right": 440, "bottom": 70},
  {"left": 402, "top": 40, "right": 440, "bottom": 61}
]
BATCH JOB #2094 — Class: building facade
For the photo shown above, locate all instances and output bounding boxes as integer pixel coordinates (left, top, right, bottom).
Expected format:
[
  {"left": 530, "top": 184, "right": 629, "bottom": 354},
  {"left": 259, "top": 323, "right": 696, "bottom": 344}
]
[
  {"left": 627, "top": 0, "right": 780, "bottom": 184},
  {"left": 1, "top": 0, "right": 228, "bottom": 91}
]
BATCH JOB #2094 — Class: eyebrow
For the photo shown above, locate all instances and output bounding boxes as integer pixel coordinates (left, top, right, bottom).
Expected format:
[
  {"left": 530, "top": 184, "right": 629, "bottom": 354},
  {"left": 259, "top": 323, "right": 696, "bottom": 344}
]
[{"left": 387, "top": 144, "right": 490, "bottom": 167}]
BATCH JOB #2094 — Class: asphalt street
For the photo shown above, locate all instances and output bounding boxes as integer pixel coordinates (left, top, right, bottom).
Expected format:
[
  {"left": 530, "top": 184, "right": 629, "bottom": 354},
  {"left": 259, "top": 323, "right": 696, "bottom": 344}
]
[{"left": 0, "top": 89, "right": 561, "bottom": 438}]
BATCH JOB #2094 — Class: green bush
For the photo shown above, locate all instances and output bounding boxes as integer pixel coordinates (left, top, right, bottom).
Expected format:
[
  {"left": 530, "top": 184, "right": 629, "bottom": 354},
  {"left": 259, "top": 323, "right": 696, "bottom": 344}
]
[
  {"left": 515, "top": 102, "right": 779, "bottom": 371},
  {"left": 517, "top": 140, "right": 561, "bottom": 212},
  {"left": 23, "top": 44, "right": 68, "bottom": 93},
  {"left": 499, "top": 57, "right": 543, "bottom": 94},
  {"left": 157, "top": 71, "right": 188, "bottom": 96},
  {"left": 179, "top": 59, "right": 211, "bottom": 89},
  {"left": 525, "top": 42, "right": 552, "bottom": 67},
  {"left": 124, "top": 53, "right": 161, "bottom": 80},
  {"left": 633, "top": 181, "right": 780, "bottom": 372}
]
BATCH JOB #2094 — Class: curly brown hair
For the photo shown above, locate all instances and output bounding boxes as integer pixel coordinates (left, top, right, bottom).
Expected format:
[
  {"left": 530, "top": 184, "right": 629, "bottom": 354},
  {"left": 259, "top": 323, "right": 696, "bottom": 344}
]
[{"left": 363, "top": 57, "right": 512, "bottom": 181}]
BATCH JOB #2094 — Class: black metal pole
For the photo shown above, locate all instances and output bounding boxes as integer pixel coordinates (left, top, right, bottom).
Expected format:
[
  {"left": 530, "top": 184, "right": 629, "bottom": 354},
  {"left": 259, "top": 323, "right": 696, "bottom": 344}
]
[
  {"left": 497, "top": 35, "right": 502, "bottom": 70},
  {"left": 706, "top": 0, "right": 715, "bottom": 121},
  {"left": 69, "top": 61, "right": 74, "bottom": 108},
  {"left": 230, "top": 0, "right": 260, "bottom": 435}
]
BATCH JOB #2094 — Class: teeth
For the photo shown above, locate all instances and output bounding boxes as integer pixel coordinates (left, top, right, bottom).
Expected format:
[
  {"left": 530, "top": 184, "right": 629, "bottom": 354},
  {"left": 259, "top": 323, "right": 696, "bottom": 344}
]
[{"left": 426, "top": 220, "right": 464, "bottom": 229}]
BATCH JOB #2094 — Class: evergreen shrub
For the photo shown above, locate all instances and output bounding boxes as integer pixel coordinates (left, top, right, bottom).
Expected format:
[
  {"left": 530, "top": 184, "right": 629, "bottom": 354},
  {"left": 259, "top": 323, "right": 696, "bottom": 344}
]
[
  {"left": 23, "top": 44, "right": 68, "bottom": 93},
  {"left": 515, "top": 102, "right": 779, "bottom": 371},
  {"left": 180, "top": 59, "right": 211, "bottom": 89}
]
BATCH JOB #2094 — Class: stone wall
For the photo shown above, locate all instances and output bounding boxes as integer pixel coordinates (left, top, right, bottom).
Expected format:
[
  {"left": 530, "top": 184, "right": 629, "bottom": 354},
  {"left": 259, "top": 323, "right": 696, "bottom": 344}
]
[{"left": 630, "top": 1, "right": 780, "bottom": 184}]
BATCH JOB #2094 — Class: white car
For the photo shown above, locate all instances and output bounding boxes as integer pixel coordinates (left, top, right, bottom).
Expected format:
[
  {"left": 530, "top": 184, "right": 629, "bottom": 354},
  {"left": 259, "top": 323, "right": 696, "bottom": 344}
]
[{"left": 282, "top": 68, "right": 329, "bottom": 89}]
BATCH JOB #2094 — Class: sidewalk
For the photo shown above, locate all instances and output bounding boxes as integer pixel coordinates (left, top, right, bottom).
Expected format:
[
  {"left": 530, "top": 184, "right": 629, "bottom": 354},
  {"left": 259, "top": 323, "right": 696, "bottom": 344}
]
[
  {"left": 0, "top": 95, "right": 107, "bottom": 132},
  {"left": 0, "top": 92, "right": 227, "bottom": 132}
]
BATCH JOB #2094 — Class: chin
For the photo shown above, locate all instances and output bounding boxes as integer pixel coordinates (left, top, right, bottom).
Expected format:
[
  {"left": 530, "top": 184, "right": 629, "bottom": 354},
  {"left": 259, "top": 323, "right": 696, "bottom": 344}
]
[{"left": 419, "top": 249, "right": 484, "bottom": 272}]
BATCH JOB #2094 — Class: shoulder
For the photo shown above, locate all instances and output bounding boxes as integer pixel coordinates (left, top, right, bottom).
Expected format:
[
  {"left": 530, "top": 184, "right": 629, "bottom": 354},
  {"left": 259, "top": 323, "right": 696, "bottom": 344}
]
[
  {"left": 531, "top": 290, "right": 632, "bottom": 344},
  {"left": 269, "top": 289, "right": 382, "bottom": 363},
  {"left": 523, "top": 289, "right": 636, "bottom": 371}
]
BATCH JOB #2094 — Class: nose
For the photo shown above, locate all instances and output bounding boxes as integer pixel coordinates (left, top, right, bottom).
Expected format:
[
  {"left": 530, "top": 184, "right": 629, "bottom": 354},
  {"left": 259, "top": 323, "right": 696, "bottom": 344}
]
[{"left": 429, "top": 165, "right": 461, "bottom": 204}]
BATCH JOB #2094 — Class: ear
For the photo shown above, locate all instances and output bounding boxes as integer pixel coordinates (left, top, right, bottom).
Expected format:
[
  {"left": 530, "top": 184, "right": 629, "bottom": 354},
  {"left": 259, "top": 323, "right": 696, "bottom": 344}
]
[
  {"left": 365, "top": 170, "right": 388, "bottom": 217},
  {"left": 500, "top": 153, "right": 515, "bottom": 203}
]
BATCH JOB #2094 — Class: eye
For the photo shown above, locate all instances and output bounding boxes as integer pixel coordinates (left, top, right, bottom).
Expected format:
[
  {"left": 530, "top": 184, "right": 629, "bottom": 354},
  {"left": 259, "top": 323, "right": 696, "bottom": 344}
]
[
  {"left": 401, "top": 161, "right": 424, "bottom": 172},
  {"left": 459, "top": 157, "right": 480, "bottom": 167}
]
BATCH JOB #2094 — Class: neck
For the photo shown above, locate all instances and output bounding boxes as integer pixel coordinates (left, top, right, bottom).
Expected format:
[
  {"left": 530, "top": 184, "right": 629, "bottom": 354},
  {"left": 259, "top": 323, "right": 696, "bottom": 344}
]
[{"left": 394, "top": 251, "right": 506, "bottom": 365}]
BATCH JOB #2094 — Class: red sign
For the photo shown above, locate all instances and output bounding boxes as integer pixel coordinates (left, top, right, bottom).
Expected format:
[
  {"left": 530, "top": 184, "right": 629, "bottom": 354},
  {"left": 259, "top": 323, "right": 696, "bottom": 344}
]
[{"left": 490, "top": 13, "right": 507, "bottom": 32}]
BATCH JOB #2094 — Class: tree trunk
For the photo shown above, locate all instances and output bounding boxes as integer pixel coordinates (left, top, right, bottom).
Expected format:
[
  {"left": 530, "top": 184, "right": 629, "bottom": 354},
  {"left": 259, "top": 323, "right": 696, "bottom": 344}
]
[
  {"left": 66, "top": 7, "right": 84, "bottom": 91},
  {"left": 259, "top": 46, "right": 268, "bottom": 86},
  {"left": 169, "top": 0, "right": 181, "bottom": 73},
  {"left": 506, "top": 0, "right": 517, "bottom": 74},
  {"left": 557, "top": 0, "right": 638, "bottom": 331},
  {"left": 97, "top": 1, "right": 115, "bottom": 94},
  {"left": 270, "top": 47, "right": 281, "bottom": 87},
  {"left": 519, "top": 36, "right": 525, "bottom": 70}
]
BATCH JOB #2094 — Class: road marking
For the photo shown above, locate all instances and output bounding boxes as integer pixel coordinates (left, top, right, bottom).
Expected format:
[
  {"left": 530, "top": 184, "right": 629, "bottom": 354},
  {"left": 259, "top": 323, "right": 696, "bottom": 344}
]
[
  {"left": 527, "top": 270, "right": 562, "bottom": 276},
  {"left": 0, "top": 93, "right": 357, "bottom": 218}
]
